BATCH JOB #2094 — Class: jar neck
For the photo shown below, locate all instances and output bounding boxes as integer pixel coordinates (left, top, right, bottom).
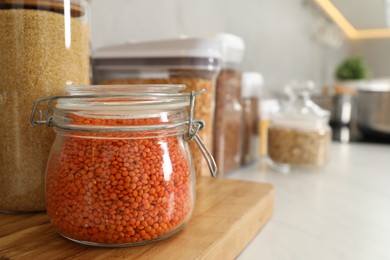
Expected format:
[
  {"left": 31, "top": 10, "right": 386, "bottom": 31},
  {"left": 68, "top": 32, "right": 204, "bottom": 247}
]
[{"left": 51, "top": 108, "right": 189, "bottom": 137}]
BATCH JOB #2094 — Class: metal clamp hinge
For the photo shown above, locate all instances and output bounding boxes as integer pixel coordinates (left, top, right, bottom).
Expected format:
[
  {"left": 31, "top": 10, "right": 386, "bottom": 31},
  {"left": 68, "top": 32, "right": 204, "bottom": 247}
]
[{"left": 183, "top": 90, "right": 217, "bottom": 178}]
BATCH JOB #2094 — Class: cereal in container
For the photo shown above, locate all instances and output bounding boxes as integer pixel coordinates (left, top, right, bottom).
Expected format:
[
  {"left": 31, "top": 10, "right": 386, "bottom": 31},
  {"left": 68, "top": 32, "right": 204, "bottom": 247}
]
[
  {"left": 213, "top": 34, "right": 245, "bottom": 175},
  {"left": 0, "top": 0, "right": 90, "bottom": 212}
]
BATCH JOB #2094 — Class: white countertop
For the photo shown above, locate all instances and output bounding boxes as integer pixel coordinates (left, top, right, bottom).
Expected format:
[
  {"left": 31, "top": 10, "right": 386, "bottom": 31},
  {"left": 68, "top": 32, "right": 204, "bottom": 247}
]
[{"left": 226, "top": 142, "right": 390, "bottom": 260}]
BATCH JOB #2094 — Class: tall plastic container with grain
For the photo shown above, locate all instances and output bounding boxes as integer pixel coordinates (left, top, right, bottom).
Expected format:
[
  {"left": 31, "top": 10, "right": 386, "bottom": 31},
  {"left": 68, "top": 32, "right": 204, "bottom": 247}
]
[
  {"left": 92, "top": 37, "right": 221, "bottom": 177},
  {"left": 213, "top": 34, "right": 245, "bottom": 176},
  {"left": 0, "top": 0, "right": 90, "bottom": 212},
  {"left": 241, "top": 72, "right": 263, "bottom": 165},
  {"left": 268, "top": 80, "right": 331, "bottom": 172}
]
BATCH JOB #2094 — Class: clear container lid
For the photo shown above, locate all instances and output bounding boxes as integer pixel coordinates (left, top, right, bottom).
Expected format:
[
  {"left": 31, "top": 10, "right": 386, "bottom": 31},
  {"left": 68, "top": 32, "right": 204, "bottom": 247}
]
[
  {"left": 0, "top": 0, "right": 89, "bottom": 17},
  {"left": 214, "top": 33, "right": 245, "bottom": 67},
  {"left": 259, "top": 99, "right": 280, "bottom": 120},
  {"left": 242, "top": 72, "right": 264, "bottom": 98},
  {"left": 271, "top": 80, "right": 330, "bottom": 131},
  {"left": 357, "top": 79, "right": 390, "bottom": 92},
  {"left": 92, "top": 36, "right": 221, "bottom": 71}
]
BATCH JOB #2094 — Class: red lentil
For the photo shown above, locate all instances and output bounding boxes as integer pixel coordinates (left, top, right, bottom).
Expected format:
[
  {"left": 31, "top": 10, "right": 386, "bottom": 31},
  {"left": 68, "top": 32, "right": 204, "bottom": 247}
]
[
  {"left": 100, "top": 77, "right": 214, "bottom": 177},
  {"left": 46, "top": 115, "right": 194, "bottom": 246}
]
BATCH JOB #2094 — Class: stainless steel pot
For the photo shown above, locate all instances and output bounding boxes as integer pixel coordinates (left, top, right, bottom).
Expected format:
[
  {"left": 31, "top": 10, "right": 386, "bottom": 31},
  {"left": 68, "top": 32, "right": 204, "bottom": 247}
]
[
  {"left": 312, "top": 93, "right": 356, "bottom": 126},
  {"left": 357, "top": 81, "right": 390, "bottom": 138},
  {"left": 331, "top": 94, "right": 356, "bottom": 125}
]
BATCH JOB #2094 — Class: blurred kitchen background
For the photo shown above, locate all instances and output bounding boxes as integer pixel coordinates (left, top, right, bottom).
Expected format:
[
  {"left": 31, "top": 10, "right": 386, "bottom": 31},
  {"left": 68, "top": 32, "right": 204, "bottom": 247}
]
[
  {"left": 91, "top": 0, "right": 390, "bottom": 88},
  {"left": 91, "top": 0, "right": 390, "bottom": 138},
  {"left": 91, "top": 0, "right": 349, "bottom": 90},
  {"left": 89, "top": 0, "right": 390, "bottom": 173}
]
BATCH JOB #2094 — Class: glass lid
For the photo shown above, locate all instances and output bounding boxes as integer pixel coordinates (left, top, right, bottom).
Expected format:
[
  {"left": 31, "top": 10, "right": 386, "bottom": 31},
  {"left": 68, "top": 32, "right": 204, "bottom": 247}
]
[
  {"left": 65, "top": 84, "right": 186, "bottom": 94},
  {"left": 272, "top": 80, "right": 330, "bottom": 129},
  {"left": 56, "top": 84, "right": 189, "bottom": 112}
]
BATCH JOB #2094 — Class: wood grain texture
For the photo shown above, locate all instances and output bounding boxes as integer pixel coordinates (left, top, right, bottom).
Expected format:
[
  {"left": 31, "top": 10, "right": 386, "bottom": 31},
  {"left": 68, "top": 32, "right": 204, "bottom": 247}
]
[{"left": 0, "top": 177, "right": 274, "bottom": 260}]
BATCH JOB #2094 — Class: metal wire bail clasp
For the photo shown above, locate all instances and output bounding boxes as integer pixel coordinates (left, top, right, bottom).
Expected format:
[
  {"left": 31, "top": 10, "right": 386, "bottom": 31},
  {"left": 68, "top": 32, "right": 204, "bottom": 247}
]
[
  {"left": 184, "top": 90, "right": 217, "bottom": 178},
  {"left": 30, "top": 96, "right": 61, "bottom": 126}
]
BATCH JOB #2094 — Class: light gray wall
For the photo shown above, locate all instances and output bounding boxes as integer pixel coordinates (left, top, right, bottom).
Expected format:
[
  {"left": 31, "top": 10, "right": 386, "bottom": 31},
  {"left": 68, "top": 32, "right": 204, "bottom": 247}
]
[
  {"left": 91, "top": 0, "right": 349, "bottom": 91},
  {"left": 350, "top": 39, "right": 390, "bottom": 79}
]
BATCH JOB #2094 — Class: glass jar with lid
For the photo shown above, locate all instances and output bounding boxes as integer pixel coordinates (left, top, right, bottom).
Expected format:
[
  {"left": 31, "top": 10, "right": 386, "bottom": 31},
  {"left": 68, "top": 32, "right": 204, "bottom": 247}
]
[
  {"left": 268, "top": 80, "right": 331, "bottom": 171},
  {"left": 0, "top": 0, "right": 90, "bottom": 212},
  {"left": 91, "top": 37, "right": 221, "bottom": 177},
  {"left": 30, "top": 85, "right": 216, "bottom": 246}
]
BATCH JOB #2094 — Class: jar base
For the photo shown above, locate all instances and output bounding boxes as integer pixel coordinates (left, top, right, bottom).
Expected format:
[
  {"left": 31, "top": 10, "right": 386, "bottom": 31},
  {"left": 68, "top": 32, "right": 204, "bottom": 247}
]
[{"left": 58, "top": 222, "right": 187, "bottom": 247}]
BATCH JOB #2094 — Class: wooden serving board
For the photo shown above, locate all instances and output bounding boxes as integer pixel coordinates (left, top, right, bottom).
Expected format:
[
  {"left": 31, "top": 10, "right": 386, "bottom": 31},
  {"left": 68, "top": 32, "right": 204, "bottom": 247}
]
[{"left": 0, "top": 177, "right": 274, "bottom": 260}]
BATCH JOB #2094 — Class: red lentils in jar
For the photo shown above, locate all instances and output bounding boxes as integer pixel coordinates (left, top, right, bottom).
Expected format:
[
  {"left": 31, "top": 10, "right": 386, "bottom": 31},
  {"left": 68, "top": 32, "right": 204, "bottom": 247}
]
[{"left": 31, "top": 85, "right": 212, "bottom": 246}]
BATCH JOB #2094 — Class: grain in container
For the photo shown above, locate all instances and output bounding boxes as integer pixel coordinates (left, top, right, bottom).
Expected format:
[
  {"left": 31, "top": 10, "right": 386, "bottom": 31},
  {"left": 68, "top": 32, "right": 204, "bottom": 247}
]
[
  {"left": 30, "top": 85, "right": 216, "bottom": 246},
  {"left": 0, "top": 0, "right": 90, "bottom": 212},
  {"left": 92, "top": 37, "right": 221, "bottom": 177},
  {"left": 213, "top": 34, "right": 245, "bottom": 175},
  {"left": 268, "top": 80, "right": 331, "bottom": 172},
  {"left": 241, "top": 72, "right": 263, "bottom": 165}
]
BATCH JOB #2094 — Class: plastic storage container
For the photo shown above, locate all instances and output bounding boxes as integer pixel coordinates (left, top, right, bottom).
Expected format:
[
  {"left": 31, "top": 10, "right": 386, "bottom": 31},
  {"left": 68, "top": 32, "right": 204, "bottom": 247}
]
[
  {"left": 0, "top": 0, "right": 90, "bottom": 212},
  {"left": 241, "top": 72, "right": 263, "bottom": 165},
  {"left": 258, "top": 99, "right": 280, "bottom": 157},
  {"left": 268, "top": 81, "right": 331, "bottom": 171},
  {"left": 213, "top": 34, "right": 245, "bottom": 176},
  {"left": 30, "top": 85, "right": 216, "bottom": 246},
  {"left": 92, "top": 37, "right": 221, "bottom": 177}
]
